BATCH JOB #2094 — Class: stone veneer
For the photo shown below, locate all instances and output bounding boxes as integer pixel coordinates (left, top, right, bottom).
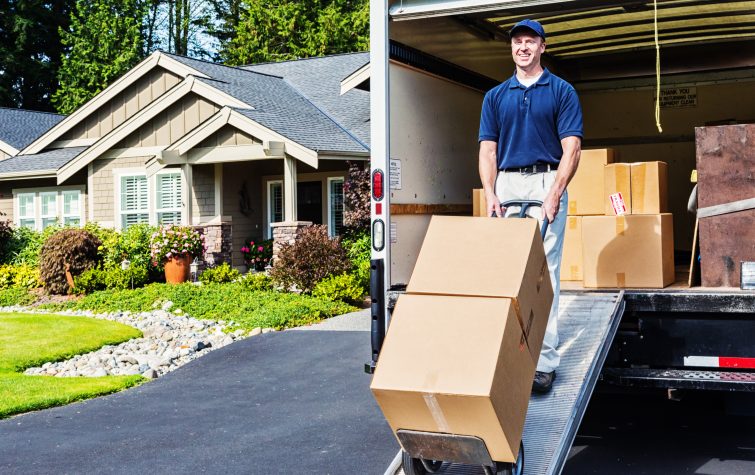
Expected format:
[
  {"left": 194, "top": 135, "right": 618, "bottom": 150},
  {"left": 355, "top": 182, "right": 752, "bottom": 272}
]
[
  {"left": 271, "top": 221, "right": 313, "bottom": 264},
  {"left": 194, "top": 223, "right": 232, "bottom": 270}
]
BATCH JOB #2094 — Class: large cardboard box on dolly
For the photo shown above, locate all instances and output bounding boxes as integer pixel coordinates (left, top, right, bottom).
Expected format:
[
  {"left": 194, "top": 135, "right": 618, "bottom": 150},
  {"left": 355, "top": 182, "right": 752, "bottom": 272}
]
[
  {"left": 371, "top": 294, "right": 535, "bottom": 463},
  {"left": 406, "top": 216, "right": 553, "bottom": 365},
  {"left": 567, "top": 148, "right": 615, "bottom": 216},
  {"left": 560, "top": 216, "right": 583, "bottom": 281},
  {"left": 582, "top": 214, "right": 675, "bottom": 288}
]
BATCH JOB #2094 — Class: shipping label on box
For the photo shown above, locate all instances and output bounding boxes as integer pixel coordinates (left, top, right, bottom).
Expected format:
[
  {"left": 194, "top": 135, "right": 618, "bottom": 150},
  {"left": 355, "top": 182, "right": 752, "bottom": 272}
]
[
  {"left": 371, "top": 294, "right": 535, "bottom": 463},
  {"left": 560, "top": 216, "right": 583, "bottom": 281},
  {"left": 604, "top": 163, "right": 632, "bottom": 215},
  {"left": 567, "top": 148, "right": 615, "bottom": 216},
  {"left": 581, "top": 214, "right": 675, "bottom": 288}
]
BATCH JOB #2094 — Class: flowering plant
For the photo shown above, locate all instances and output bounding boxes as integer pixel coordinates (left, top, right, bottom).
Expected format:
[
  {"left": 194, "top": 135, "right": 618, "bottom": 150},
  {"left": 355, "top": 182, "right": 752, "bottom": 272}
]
[
  {"left": 150, "top": 225, "right": 204, "bottom": 265},
  {"left": 240, "top": 239, "right": 273, "bottom": 271}
]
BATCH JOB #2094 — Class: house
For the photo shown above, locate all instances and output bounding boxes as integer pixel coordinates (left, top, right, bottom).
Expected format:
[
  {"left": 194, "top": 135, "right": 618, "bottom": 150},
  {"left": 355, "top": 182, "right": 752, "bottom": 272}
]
[
  {"left": 0, "top": 108, "right": 65, "bottom": 159},
  {"left": 0, "top": 52, "right": 370, "bottom": 266}
]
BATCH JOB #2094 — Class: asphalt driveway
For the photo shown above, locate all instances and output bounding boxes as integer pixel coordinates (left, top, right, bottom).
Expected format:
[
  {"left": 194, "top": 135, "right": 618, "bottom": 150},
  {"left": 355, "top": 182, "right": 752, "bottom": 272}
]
[{"left": 0, "top": 311, "right": 397, "bottom": 474}]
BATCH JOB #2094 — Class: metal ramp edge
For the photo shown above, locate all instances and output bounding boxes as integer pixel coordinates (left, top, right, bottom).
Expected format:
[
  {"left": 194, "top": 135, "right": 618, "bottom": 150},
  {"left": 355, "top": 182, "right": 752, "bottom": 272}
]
[{"left": 387, "top": 292, "right": 625, "bottom": 475}]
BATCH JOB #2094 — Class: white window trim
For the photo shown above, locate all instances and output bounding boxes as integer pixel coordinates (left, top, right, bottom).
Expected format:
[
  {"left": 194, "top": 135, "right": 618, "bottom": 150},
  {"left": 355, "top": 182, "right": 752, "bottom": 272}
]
[
  {"left": 266, "top": 180, "right": 283, "bottom": 239},
  {"left": 155, "top": 169, "right": 183, "bottom": 226},
  {"left": 12, "top": 185, "right": 86, "bottom": 231},
  {"left": 62, "top": 190, "right": 83, "bottom": 226},
  {"left": 327, "top": 177, "right": 345, "bottom": 237},
  {"left": 113, "top": 167, "right": 187, "bottom": 230}
]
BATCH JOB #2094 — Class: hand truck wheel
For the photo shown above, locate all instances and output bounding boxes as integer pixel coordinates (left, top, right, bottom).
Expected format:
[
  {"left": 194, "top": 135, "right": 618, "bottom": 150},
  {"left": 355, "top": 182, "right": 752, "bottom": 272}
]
[
  {"left": 401, "top": 450, "right": 443, "bottom": 475},
  {"left": 491, "top": 441, "right": 524, "bottom": 475}
]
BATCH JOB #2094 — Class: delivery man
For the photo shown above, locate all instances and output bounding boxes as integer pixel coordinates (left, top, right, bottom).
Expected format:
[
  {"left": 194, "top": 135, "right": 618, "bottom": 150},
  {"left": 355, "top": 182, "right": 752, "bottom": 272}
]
[{"left": 478, "top": 19, "right": 583, "bottom": 393}]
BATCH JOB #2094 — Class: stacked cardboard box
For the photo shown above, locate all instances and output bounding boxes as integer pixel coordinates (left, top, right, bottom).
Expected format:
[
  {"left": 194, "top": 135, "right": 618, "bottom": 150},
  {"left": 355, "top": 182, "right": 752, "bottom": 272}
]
[
  {"left": 371, "top": 216, "right": 553, "bottom": 463},
  {"left": 563, "top": 151, "right": 674, "bottom": 288}
]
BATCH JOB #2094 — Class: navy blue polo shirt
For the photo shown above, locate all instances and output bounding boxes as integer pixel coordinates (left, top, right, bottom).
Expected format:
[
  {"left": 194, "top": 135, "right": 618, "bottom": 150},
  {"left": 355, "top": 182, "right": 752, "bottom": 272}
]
[{"left": 478, "top": 69, "right": 583, "bottom": 169}]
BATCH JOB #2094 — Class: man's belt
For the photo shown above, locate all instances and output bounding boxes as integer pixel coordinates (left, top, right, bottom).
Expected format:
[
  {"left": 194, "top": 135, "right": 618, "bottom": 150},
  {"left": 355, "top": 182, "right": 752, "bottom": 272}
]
[{"left": 502, "top": 163, "right": 558, "bottom": 173}]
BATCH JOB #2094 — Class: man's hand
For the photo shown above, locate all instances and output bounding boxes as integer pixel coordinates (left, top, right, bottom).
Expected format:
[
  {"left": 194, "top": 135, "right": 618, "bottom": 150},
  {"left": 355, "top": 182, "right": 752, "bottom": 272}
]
[
  {"left": 542, "top": 190, "right": 560, "bottom": 223},
  {"left": 486, "top": 192, "right": 504, "bottom": 217}
]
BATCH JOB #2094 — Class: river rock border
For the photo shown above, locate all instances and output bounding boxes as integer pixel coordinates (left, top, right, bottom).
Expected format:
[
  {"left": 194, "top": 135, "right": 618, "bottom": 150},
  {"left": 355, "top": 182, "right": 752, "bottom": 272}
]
[{"left": 3, "top": 302, "right": 275, "bottom": 380}]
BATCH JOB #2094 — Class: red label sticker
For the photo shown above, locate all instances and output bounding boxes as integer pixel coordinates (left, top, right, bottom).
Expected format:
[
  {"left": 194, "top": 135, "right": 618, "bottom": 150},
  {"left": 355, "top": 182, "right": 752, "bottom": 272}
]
[{"left": 609, "top": 192, "right": 627, "bottom": 216}]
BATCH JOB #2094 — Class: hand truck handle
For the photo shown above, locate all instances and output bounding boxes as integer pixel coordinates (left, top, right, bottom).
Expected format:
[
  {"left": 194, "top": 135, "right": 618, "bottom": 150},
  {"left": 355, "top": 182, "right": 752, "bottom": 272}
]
[{"left": 492, "top": 200, "right": 549, "bottom": 241}]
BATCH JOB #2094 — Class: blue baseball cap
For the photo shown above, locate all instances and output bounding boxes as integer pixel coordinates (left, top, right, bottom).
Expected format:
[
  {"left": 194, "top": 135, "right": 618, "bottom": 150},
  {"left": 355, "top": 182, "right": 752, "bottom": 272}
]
[{"left": 509, "top": 19, "right": 546, "bottom": 40}]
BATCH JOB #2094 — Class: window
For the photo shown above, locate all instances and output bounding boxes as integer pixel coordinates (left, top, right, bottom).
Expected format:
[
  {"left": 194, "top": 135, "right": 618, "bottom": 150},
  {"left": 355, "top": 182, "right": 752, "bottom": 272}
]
[
  {"left": 62, "top": 190, "right": 81, "bottom": 226},
  {"left": 156, "top": 172, "right": 182, "bottom": 225},
  {"left": 14, "top": 188, "right": 84, "bottom": 231},
  {"left": 328, "top": 178, "right": 344, "bottom": 236},
  {"left": 17, "top": 193, "right": 36, "bottom": 230},
  {"left": 40, "top": 192, "right": 58, "bottom": 229},
  {"left": 268, "top": 181, "right": 283, "bottom": 238},
  {"left": 120, "top": 175, "right": 148, "bottom": 229}
]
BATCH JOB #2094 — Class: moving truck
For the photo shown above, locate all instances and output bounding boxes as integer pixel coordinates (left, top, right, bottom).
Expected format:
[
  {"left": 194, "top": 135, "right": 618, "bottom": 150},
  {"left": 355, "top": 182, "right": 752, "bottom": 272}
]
[{"left": 365, "top": 0, "right": 755, "bottom": 427}]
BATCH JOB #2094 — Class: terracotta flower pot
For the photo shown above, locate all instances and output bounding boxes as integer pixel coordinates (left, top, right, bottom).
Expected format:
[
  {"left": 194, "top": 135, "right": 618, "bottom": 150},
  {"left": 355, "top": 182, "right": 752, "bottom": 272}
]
[{"left": 164, "top": 254, "right": 192, "bottom": 284}]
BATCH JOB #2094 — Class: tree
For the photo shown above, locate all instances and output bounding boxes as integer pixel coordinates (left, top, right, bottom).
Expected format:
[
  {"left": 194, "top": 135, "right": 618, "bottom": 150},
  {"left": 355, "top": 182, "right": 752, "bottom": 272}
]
[
  {"left": 221, "top": 0, "right": 369, "bottom": 66},
  {"left": 52, "top": 0, "right": 147, "bottom": 115},
  {"left": 144, "top": 0, "right": 216, "bottom": 58},
  {"left": 0, "top": 0, "right": 74, "bottom": 110}
]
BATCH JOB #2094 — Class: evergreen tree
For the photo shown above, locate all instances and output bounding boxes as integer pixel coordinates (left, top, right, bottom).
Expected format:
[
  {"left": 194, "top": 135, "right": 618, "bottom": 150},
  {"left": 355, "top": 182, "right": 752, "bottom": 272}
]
[
  {"left": 52, "top": 0, "right": 147, "bottom": 114},
  {"left": 0, "top": 0, "right": 74, "bottom": 110},
  {"left": 221, "top": 0, "right": 369, "bottom": 65}
]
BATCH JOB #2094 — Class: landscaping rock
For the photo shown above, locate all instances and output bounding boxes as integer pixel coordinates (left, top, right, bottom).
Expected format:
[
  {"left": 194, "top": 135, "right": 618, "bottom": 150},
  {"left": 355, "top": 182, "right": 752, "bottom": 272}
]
[{"left": 142, "top": 369, "right": 158, "bottom": 379}]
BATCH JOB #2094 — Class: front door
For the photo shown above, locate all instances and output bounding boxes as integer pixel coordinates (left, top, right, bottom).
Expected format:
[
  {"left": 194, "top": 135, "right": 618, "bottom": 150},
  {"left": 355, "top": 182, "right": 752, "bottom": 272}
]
[{"left": 297, "top": 181, "right": 322, "bottom": 224}]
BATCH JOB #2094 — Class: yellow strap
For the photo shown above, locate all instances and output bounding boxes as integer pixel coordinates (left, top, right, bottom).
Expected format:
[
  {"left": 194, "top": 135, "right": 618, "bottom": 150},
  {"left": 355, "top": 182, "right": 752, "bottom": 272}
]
[{"left": 654, "top": 0, "right": 663, "bottom": 133}]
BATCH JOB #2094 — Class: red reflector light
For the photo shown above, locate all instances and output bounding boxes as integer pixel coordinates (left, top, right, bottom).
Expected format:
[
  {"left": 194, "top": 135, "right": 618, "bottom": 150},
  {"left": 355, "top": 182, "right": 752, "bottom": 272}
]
[
  {"left": 376, "top": 203, "right": 383, "bottom": 215},
  {"left": 372, "top": 170, "right": 384, "bottom": 201}
]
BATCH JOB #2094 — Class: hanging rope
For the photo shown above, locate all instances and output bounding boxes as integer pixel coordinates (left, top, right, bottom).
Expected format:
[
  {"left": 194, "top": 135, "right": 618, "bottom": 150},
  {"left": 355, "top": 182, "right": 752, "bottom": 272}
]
[{"left": 654, "top": 0, "right": 663, "bottom": 133}]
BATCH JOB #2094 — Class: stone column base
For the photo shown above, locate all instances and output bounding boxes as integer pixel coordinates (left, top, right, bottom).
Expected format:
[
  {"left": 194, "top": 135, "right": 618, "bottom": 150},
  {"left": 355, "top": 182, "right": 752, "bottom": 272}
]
[{"left": 271, "top": 221, "right": 313, "bottom": 264}]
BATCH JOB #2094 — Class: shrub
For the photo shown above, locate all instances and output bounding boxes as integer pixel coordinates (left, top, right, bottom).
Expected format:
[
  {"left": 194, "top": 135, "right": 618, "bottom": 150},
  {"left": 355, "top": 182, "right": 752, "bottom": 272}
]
[
  {"left": 269, "top": 225, "right": 351, "bottom": 293},
  {"left": 312, "top": 273, "right": 364, "bottom": 305},
  {"left": 73, "top": 264, "right": 150, "bottom": 295},
  {"left": 343, "top": 161, "right": 370, "bottom": 231},
  {"left": 0, "top": 221, "right": 12, "bottom": 263},
  {"left": 72, "top": 267, "right": 107, "bottom": 295},
  {"left": 5, "top": 226, "right": 61, "bottom": 267},
  {"left": 240, "top": 238, "right": 273, "bottom": 271},
  {"left": 199, "top": 263, "right": 240, "bottom": 284},
  {"left": 341, "top": 230, "right": 370, "bottom": 291},
  {"left": 100, "top": 223, "right": 155, "bottom": 270},
  {"left": 0, "top": 288, "right": 35, "bottom": 307},
  {"left": 150, "top": 225, "right": 204, "bottom": 266},
  {"left": 39, "top": 229, "right": 102, "bottom": 294},
  {"left": 0, "top": 264, "right": 42, "bottom": 290},
  {"left": 239, "top": 272, "right": 274, "bottom": 291}
]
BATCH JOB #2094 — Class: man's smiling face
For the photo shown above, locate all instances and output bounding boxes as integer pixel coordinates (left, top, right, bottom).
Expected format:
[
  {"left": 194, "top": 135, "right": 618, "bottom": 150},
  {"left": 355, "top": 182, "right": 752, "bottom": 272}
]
[{"left": 511, "top": 31, "right": 545, "bottom": 70}]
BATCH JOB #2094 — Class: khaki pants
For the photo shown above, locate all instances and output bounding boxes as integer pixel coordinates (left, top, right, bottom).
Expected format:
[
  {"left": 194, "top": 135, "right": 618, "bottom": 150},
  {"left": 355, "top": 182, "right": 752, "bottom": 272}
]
[{"left": 495, "top": 170, "right": 567, "bottom": 373}]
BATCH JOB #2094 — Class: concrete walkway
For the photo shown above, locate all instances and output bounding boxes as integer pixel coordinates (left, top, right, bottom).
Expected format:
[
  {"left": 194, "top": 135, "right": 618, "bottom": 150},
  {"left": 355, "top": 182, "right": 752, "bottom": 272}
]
[{"left": 0, "top": 309, "right": 397, "bottom": 474}]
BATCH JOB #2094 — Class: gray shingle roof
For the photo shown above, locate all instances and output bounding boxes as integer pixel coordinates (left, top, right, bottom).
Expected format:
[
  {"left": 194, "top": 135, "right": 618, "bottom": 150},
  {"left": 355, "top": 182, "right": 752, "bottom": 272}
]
[
  {"left": 0, "top": 147, "right": 86, "bottom": 174},
  {"left": 162, "top": 53, "right": 369, "bottom": 154},
  {"left": 0, "top": 107, "right": 65, "bottom": 151},
  {"left": 243, "top": 53, "right": 370, "bottom": 147}
]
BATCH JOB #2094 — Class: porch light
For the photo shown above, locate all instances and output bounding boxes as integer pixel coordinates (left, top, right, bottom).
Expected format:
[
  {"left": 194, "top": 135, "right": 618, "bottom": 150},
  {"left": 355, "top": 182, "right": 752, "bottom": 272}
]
[{"left": 372, "top": 219, "right": 385, "bottom": 251}]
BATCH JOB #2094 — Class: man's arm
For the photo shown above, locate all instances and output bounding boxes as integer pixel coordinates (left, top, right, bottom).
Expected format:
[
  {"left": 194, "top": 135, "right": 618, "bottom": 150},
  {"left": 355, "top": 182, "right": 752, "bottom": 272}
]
[
  {"left": 479, "top": 140, "right": 502, "bottom": 217},
  {"left": 542, "top": 135, "right": 581, "bottom": 222}
]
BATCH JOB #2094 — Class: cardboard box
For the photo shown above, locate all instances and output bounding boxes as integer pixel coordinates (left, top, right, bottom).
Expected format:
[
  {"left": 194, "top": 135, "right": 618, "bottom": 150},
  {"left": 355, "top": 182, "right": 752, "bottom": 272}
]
[
  {"left": 631, "top": 161, "right": 668, "bottom": 214},
  {"left": 604, "top": 164, "right": 632, "bottom": 215},
  {"left": 406, "top": 216, "right": 553, "bottom": 364},
  {"left": 560, "top": 216, "right": 583, "bottom": 281},
  {"left": 370, "top": 293, "right": 535, "bottom": 463},
  {"left": 567, "top": 148, "right": 615, "bottom": 216},
  {"left": 473, "top": 188, "right": 486, "bottom": 217},
  {"left": 582, "top": 214, "right": 675, "bottom": 288}
]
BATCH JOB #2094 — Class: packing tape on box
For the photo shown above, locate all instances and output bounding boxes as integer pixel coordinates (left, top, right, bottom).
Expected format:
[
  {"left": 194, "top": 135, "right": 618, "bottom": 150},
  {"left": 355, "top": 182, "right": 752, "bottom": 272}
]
[
  {"left": 568, "top": 201, "right": 577, "bottom": 215},
  {"left": 615, "top": 216, "right": 626, "bottom": 235},
  {"left": 616, "top": 273, "right": 626, "bottom": 287},
  {"left": 632, "top": 163, "right": 647, "bottom": 212},
  {"left": 568, "top": 216, "right": 577, "bottom": 230},
  {"left": 422, "top": 393, "right": 450, "bottom": 432},
  {"left": 570, "top": 265, "right": 580, "bottom": 280}
]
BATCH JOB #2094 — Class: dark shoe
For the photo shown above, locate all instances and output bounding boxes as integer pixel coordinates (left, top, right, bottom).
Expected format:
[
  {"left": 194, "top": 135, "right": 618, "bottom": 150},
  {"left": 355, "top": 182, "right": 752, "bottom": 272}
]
[{"left": 532, "top": 370, "right": 556, "bottom": 393}]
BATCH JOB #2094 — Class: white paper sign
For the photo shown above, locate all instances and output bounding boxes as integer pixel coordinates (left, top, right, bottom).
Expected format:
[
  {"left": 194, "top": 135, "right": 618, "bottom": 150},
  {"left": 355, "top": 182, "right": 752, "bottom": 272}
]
[
  {"left": 390, "top": 159, "right": 402, "bottom": 190},
  {"left": 390, "top": 222, "right": 397, "bottom": 244}
]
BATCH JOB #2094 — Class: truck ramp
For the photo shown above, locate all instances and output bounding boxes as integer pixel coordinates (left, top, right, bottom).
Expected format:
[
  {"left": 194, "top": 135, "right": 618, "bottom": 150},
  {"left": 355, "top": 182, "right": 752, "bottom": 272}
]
[{"left": 388, "top": 292, "right": 625, "bottom": 475}]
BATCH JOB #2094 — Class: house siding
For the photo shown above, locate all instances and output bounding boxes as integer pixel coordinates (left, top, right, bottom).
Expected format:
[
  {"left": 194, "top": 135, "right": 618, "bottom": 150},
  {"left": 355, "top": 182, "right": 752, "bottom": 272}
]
[
  {"left": 115, "top": 94, "right": 219, "bottom": 148},
  {"left": 197, "top": 125, "right": 259, "bottom": 148},
  {"left": 63, "top": 68, "right": 182, "bottom": 141},
  {"left": 91, "top": 156, "right": 151, "bottom": 227},
  {"left": 191, "top": 164, "right": 215, "bottom": 223}
]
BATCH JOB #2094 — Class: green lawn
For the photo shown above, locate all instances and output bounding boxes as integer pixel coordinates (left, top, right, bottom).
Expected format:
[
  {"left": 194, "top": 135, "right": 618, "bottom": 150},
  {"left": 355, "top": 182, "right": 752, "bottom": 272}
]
[{"left": 0, "top": 312, "right": 144, "bottom": 419}]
